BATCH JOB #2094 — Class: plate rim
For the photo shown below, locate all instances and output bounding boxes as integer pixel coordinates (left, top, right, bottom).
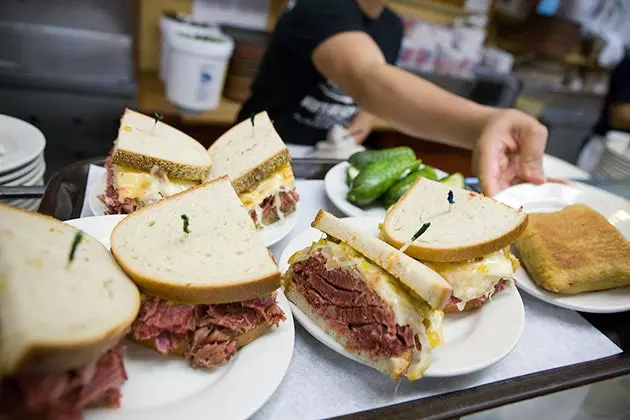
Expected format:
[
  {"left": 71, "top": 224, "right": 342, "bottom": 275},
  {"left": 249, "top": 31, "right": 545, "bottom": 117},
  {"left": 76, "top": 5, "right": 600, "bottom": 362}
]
[
  {"left": 0, "top": 114, "right": 46, "bottom": 174},
  {"left": 64, "top": 215, "right": 296, "bottom": 420},
  {"left": 494, "top": 182, "right": 630, "bottom": 314},
  {"left": 278, "top": 216, "right": 525, "bottom": 378}
]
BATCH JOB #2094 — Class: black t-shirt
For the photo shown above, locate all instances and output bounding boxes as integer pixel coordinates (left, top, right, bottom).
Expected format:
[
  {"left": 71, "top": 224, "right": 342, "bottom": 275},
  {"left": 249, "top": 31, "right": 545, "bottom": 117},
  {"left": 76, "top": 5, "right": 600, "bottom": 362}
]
[
  {"left": 236, "top": 0, "right": 404, "bottom": 145},
  {"left": 594, "top": 55, "right": 630, "bottom": 135}
]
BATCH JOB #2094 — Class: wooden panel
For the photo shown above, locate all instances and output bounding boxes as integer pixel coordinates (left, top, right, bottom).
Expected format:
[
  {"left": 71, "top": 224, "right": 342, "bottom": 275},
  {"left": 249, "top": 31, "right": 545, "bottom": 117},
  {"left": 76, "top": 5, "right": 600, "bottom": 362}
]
[
  {"left": 136, "top": 0, "right": 193, "bottom": 73},
  {"left": 389, "top": 0, "right": 468, "bottom": 25}
]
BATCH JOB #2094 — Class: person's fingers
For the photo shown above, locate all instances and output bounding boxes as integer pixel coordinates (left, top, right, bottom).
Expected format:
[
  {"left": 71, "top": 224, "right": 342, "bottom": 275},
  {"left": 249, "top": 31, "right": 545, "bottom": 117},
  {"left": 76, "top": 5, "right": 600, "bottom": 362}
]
[
  {"left": 477, "top": 135, "right": 503, "bottom": 196},
  {"left": 519, "top": 122, "right": 548, "bottom": 184},
  {"left": 545, "top": 177, "right": 574, "bottom": 185}
]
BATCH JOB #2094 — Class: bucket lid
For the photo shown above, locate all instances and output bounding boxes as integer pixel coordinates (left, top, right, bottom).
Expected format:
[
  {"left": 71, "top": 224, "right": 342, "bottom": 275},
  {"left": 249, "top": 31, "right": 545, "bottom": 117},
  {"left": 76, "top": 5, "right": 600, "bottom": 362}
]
[{"left": 169, "top": 29, "right": 235, "bottom": 57}]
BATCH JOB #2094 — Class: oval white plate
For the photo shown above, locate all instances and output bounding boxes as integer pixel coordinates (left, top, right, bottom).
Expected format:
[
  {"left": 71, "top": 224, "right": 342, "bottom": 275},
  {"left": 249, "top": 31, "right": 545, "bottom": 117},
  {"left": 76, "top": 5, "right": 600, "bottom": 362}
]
[
  {"left": 278, "top": 217, "right": 524, "bottom": 377},
  {"left": 87, "top": 172, "right": 297, "bottom": 247},
  {"left": 324, "top": 162, "right": 448, "bottom": 219},
  {"left": 0, "top": 114, "right": 46, "bottom": 174},
  {"left": 494, "top": 182, "right": 630, "bottom": 313},
  {"left": 64, "top": 215, "right": 295, "bottom": 420},
  {"left": 0, "top": 154, "right": 44, "bottom": 184}
]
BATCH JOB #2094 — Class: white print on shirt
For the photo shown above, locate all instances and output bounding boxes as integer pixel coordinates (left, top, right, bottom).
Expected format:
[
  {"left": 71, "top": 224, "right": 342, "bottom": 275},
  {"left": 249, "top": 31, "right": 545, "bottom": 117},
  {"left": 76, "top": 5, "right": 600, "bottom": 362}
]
[{"left": 293, "top": 81, "right": 357, "bottom": 130}]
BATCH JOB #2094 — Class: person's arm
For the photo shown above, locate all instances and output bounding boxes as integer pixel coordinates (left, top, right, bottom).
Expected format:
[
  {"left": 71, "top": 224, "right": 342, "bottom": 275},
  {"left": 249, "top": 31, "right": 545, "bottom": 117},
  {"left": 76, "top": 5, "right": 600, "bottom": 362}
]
[
  {"left": 346, "top": 110, "right": 375, "bottom": 144},
  {"left": 609, "top": 104, "right": 630, "bottom": 131},
  {"left": 312, "top": 32, "right": 496, "bottom": 150}
]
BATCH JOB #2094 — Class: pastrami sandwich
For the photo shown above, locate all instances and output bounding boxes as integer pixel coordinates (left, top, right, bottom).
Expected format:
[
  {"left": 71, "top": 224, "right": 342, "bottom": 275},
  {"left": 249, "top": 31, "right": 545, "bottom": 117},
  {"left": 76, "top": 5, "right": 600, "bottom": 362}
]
[
  {"left": 381, "top": 177, "right": 527, "bottom": 312},
  {"left": 110, "top": 176, "right": 285, "bottom": 368},
  {"left": 207, "top": 111, "right": 299, "bottom": 229},
  {"left": 0, "top": 204, "right": 140, "bottom": 420},
  {"left": 99, "top": 108, "right": 212, "bottom": 214},
  {"left": 284, "top": 210, "right": 452, "bottom": 380}
]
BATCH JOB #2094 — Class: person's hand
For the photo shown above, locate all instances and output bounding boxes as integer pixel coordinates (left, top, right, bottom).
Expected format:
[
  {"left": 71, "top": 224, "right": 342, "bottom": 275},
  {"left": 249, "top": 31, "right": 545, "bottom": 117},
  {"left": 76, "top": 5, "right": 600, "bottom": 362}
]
[{"left": 472, "top": 109, "right": 549, "bottom": 196}]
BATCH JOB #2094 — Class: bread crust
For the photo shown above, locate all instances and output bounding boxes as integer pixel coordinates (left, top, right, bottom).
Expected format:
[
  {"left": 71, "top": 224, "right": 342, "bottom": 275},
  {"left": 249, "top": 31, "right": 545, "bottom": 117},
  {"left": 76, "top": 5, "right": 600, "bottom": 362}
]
[
  {"left": 112, "top": 148, "right": 209, "bottom": 181},
  {"left": 130, "top": 322, "right": 272, "bottom": 357},
  {"left": 110, "top": 176, "right": 282, "bottom": 304},
  {"left": 382, "top": 178, "right": 529, "bottom": 262},
  {"left": 284, "top": 273, "right": 411, "bottom": 380},
  {"left": 0, "top": 205, "right": 141, "bottom": 376},
  {"left": 230, "top": 149, "right": 290, "bottom": 194}
]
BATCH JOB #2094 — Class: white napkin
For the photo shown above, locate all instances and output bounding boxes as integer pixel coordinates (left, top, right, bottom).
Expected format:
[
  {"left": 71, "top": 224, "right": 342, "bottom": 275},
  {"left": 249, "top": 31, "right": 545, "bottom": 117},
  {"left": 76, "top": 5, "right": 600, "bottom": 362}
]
[{"left": 312, "top": 124, "right": 365, "bottom": 159}]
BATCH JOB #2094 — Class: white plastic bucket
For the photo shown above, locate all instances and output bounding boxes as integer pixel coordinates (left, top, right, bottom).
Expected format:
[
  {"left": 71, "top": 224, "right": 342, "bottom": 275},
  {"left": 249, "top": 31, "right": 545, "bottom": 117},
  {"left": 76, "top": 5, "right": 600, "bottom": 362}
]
[
  {"left": 159, "top": 13, "right": 221, "bottom": 82},
  {"left": 166, "top": 30, "right": 234, "bottom": 112}
]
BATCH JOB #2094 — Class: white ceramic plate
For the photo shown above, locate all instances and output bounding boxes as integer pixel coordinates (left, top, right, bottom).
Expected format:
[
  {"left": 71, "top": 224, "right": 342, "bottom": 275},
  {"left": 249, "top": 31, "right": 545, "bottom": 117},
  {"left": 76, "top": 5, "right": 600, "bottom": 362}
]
[
  {"left": 324, "top": 162, "right": 448, "bottom": 219},
  {"left": 0, "top": 154, "right": 44, "bottom": 184},
  {"left": 2, "top": 161, "right": 45, "bottom": 187},
  {"left": 494, "top": 182, "right": 630, "bottom": 313},
  {"left": 278, "top": 217, "right": 525, "bottom": 377},
  {"left": 542, "top": 154, "right": 591, "bottom": 180},
  {"left": 64, "top": 215, "right": 295, "bottom": 420},
  {"left": 87, "top": 171, "right": 297, "bottom": 247},
  {"left": 0, "top": 114, "right": 46, "bottom": 174}
]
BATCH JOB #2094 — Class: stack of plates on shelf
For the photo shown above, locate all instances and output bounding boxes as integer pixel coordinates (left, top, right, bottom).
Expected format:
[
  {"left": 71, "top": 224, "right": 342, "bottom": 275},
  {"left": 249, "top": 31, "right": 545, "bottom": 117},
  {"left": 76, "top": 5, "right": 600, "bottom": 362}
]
[
  {"left": 0, "top": 114, "right": 46, "bottom": 211},
  {"left": 593, "top": 132, "right": 630, "bottom": 180}
]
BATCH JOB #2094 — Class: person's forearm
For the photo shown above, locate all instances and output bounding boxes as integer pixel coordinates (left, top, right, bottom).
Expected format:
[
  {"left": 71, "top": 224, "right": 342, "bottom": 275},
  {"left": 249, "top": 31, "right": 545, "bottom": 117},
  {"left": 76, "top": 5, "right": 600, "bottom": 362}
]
[{"left": 352, "top": 64, "right": 496, "bottom": 150}]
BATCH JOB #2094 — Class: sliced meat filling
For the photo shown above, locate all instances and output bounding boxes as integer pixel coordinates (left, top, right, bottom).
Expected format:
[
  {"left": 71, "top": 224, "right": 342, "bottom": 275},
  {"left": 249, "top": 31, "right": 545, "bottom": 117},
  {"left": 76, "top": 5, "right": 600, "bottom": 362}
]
[
  {"left": 131, "top": 295, "right": 285, "bottom": 368},
  {"left": 445, "top": 278, "right": 510, "bottom": 311},
  {"left": 290, "top": 253, "right": 414, "bottom": 359},
  {"left": 249, "top": 190, "right": 299, "bottom": 227},
  {"left": 0, "top": 345, "right": 127, "bottom": 420},
  {"left": 97, "top": 149, "right": 138, "bottom": 215}
]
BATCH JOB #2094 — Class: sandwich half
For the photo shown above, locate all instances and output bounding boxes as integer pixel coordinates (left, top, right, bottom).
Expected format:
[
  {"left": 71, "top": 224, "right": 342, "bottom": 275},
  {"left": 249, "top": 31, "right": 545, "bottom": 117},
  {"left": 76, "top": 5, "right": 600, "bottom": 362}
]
[
  {"left": 0, "top": 204, "right": 141, "bottom": 420},
  {"left": 284, "top": 210, "right": 452, "bottom": 380},
  {"left": 99, "top": 108, "right": 212, "bottom": 214},
  {"left": 207, "top": 111, "right": 299, "bottom": 229},
  {"left": 381, "top": 178, "right": 527, "bottom": 312},
  {"left": 110, "top": 176, "right": 286, "bottom": 368}
]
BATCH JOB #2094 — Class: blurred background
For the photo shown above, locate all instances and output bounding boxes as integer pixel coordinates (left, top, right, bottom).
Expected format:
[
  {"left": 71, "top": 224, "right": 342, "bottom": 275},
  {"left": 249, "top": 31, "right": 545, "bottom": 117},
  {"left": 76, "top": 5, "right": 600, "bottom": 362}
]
[{"left": 1, "top": 0, "right": 629, "bottom": 180}]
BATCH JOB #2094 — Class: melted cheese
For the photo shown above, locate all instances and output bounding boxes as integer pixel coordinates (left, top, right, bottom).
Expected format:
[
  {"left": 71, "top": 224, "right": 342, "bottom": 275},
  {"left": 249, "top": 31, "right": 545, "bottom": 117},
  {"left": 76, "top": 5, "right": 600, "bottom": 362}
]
[
  {"left": 424, "top": 249, "right": 518, "bottom": 304},
  {"left": 289, "top": 239, "right": 443, "bottom": 380},
  {"left": 238, "top": 164, "right": 295, "bottom": 209},
  {"left": 114, "top": 165, "right": 198, "bottom": 206}
]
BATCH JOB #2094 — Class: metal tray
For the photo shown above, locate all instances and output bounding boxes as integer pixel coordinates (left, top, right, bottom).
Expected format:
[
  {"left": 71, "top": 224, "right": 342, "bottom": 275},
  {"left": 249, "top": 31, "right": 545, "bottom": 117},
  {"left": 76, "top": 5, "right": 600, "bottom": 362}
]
[{"left": 39, "top": 157, "right": 630, "bottom": 420}]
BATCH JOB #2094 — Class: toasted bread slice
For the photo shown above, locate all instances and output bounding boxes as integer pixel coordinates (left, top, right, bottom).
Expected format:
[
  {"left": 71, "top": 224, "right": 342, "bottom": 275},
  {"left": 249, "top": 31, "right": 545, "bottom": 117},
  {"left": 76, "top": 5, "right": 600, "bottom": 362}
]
[
  {"left": 311, "top": 210, "right": 452, "bottom": 310},
  {"left": 113, "top": 108, "right": 211, "bottom": 181},
  {"left": 284, "top": 276, "right": 411, "bottom": 380},
  {"left": 515, "top": 204, "right": 630, "bottom": 294},
  {"left": 110, "top": 176, "right": 281, "bottom": 304},
  {"left": 131, "top": 322, "right": 272, "bottom": 356},
  {"left": 382, "top": 178, "right": 528, "bottom": 262},
  {"left": 207, "top": 111, "right": 290, "bottom": 193},
  {"left": 0, "top": 205, "right": 141, "bottom": 376}
]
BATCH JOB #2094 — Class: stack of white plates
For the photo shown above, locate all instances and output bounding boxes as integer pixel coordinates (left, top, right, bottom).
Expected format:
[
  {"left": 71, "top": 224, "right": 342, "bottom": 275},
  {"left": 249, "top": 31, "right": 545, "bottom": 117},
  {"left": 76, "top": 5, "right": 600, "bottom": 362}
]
[
  {"left": 0, "top": 114, "right": 46, "bottom": 211},
  {"left": 593, "top": 137, "right": 630, "bottom": 180}
]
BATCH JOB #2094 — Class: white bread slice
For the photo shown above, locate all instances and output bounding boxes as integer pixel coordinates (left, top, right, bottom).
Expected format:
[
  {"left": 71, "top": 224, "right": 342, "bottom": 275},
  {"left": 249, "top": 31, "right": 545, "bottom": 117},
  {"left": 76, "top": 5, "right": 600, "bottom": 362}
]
[
  {"left": 382, "top": 178, "right": 528, "bottom": 263},
  {"left": 0, "top": 205, "right": 140, "bottom": 376},
  {"left": 113, "top": 108, "right": 211, "bottom": 181},
  {"left": 207, "top": 111, "right": 290, "bottom": 193},
  {"left": 311, "top": 210, "right": 452, "bottom": 310},
  {"left": 110, "top": 176, "right": 281, "bottom": 304},
  {"left": 284, "top": 276, "right": 411, "bottom": 380}
]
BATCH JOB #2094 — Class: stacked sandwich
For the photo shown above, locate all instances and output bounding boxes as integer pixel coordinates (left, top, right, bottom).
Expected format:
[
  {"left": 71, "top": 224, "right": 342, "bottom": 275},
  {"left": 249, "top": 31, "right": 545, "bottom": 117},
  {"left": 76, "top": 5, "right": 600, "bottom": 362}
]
[
  {"left": 284, "top": 210, "right": 452, "bottom": 380},
  {"left": 380, "top": 178, "right": 528, "bottom": 312},
  {"left": 99, "top": 108, "right": 212, "bottom": 214},
  {"left": 0, "top": 204, "right": 141, "bottom": 419},
  {"left": 110, "top": 177, "right": 286, "bottom": 367},
  {"left": 207, "top": 111, "right": 299, "bottom": 229}
]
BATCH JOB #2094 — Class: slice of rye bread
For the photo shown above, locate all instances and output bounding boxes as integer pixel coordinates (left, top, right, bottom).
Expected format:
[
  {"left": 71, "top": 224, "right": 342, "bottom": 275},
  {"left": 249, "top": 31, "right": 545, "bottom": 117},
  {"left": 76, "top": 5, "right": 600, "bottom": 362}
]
[
  {"left": 284, "top": 273, "right": 411, "bottom": 380},
  {"left": 207, "top": 111, "right": 291, "bottom": 194},
  {"left": 113, "top": 108, "right": 211, "bottom": 181},
  {"left": 110, "top": 176, "right": 281, "bottom": 304},
  {"left": 382, "top": 177, "right": 528, "bottom": 262}
]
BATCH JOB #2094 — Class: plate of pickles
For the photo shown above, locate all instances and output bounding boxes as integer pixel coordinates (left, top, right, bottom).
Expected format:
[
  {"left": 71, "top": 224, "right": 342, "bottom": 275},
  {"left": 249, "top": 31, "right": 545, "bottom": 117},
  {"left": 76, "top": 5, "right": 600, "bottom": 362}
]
[{"left": 324, "top": 147, "right": 465, "bottom": 219}]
